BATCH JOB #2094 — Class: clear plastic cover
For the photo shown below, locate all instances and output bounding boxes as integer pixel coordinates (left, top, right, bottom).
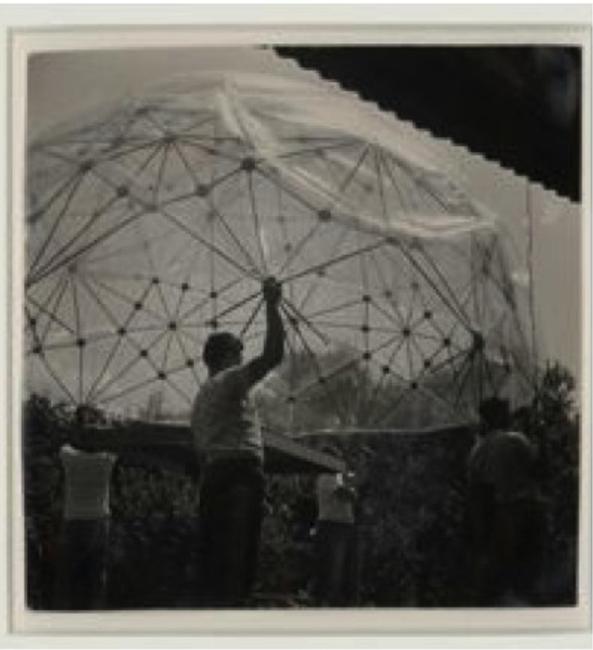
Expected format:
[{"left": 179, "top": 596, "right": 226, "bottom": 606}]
[{"left": 25, "top": 72, "right": 535, "bottom": 433}]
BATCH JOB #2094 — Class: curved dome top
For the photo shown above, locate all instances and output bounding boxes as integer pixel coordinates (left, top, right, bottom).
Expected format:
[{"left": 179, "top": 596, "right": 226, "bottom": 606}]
[{"left": 30, "top": 71, "right": 496, "bottom": 241}]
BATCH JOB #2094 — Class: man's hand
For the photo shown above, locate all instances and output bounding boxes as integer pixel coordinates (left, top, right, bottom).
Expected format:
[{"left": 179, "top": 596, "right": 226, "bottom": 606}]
[{"left": 263, "top": 276, "right": 282, "bottom": 307}]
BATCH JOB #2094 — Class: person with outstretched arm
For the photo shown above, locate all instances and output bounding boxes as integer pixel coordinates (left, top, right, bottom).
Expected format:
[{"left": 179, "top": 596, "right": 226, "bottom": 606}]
[{"left": 191, "top": 277, "right": 284, "bottom": 607}]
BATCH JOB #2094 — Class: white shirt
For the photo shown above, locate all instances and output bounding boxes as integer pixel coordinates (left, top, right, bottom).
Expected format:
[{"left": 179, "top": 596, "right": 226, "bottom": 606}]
[
  {"left": 317, "top": 473, "right": 355, "bottom": 524},
  {"left": 191, "top": 365, "right": 263, "bottom": 463},
  {"left": 60, "top": 444, "right": 116, "bottom": 520}
]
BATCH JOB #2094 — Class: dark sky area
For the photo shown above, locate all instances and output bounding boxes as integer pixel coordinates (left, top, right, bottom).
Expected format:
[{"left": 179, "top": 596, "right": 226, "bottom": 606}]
[{"left": 275, "top": 47, "right": 582, "bottom": 202}]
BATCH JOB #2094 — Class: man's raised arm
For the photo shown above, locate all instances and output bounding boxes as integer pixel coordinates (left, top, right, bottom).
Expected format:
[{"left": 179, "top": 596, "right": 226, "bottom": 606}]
[{"left": 246, "top": 277, "right": 285, "bottom": 384}]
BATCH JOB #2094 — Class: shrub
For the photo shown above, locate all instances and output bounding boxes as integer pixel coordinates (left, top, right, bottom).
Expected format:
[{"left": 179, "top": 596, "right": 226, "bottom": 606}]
[{"left": 21, "top": 359, "right": 580, "bottom": 608}]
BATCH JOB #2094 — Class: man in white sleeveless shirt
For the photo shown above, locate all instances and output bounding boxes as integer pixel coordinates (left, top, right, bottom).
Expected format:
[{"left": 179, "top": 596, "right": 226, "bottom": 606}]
[{"left": 54, "top": 442, "right": 115, "bottom": 609}]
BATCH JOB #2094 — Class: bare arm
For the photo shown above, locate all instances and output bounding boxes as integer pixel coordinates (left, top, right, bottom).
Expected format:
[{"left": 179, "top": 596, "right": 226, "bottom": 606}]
[{"left": 245, "top": 277, "right": 284, "bottom": 385}]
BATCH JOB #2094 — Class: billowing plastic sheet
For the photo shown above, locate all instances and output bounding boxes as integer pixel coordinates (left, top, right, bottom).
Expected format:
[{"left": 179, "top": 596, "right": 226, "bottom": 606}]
[{"left": 25, "top": 72, "right": 535, "bottom": 433}]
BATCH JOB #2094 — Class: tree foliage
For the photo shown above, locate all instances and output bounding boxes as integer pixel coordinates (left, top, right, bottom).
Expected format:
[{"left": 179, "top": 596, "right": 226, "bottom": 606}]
[{"left": 21, "top": 360, "right": 579, "bottom": 608}]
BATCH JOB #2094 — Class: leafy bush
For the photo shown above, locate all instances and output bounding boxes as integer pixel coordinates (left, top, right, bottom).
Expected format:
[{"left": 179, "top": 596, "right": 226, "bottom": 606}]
[
  {"left": 108, "top": 462, "right": 201, "bottom": 608},
  {"left": 22, "top": 395, "right": 70, "bottom": 608},
  {"left": 529, "top": 363, "right": 580, "bottom": 603}
]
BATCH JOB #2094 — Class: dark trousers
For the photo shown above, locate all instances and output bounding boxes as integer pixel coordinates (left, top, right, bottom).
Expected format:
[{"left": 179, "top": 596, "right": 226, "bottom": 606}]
[
  {"left": 197, "top": 457, "right": 264, "bottom": 607},
  {"left": 473, "top": 497, "right": 546, "bottom": 605},
  {"left": 53, "top": 518, "right": 110, "bottom": 610},
  {"left": 315, "top": 520, "right": 358, "bottom": 607}
]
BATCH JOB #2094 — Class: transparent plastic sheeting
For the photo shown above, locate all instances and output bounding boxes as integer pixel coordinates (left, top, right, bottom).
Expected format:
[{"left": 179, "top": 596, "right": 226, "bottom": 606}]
[{"left": 25, "top": 72, "right": 535, "bottom": 433}]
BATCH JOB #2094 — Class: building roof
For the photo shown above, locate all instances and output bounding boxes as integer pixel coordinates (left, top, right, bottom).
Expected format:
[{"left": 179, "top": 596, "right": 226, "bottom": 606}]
[{"left": 81, "top": 421, "right": 346, "bottom": 475}]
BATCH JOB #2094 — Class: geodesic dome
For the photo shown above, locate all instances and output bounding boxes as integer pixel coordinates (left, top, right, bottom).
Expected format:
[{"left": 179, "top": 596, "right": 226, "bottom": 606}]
[{"left": 25, "top": 72, "right": 535, "bottom": 432}]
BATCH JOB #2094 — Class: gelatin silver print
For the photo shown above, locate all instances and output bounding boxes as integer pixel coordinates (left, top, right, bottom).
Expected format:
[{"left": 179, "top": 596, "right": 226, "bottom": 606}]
[{"left": 17, "top": 35, "right": 586, "bottom": 627}]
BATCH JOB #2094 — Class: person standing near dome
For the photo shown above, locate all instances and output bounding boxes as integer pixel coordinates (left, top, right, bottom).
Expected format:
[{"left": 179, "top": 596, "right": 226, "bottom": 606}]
[
  {"left": 314, "top": 446, "right": 359, "bottom": 607},
  {"left": 467, "top": 397, "right": 544, "bottom": 605},
  {"left": 191, "top": 277, "right": 284, "bottom": 607}
]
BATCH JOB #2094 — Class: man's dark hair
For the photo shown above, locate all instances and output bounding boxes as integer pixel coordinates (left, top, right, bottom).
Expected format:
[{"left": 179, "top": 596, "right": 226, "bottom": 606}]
[
  {"left": 202, "top": 332, "right": 243, "bottom": 369},
  {"left": 479, "top": 396, "right": 511, "bottom": 431}
]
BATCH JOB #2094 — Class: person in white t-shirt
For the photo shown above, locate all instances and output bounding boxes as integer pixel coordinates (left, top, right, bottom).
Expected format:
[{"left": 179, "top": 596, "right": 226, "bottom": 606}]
[
  {"left": 191, "top": 277, "right": 284, "bottom": 607},
  {"left": 314, "top": 449, "right": 358, "bottom": 607},
  {"left": 53, "top": 442, "right": 116, "bottom": 609}
]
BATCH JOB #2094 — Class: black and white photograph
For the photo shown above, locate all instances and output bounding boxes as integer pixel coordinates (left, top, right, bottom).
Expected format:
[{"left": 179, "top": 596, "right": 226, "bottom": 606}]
[{"left": 7, "top": 13, "right": 591, "bottom": 638}]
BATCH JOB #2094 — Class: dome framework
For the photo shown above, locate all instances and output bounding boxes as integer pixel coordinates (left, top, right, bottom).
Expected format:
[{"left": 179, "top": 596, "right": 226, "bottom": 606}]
[{"left": 25, "top": 73, "right": 534, "bottom": 432}]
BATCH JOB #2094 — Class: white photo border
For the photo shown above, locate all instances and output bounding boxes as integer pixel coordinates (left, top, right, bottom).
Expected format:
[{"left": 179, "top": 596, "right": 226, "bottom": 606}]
[{"left": 2, "top": 4, "right": 591, "bottom": 645}]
